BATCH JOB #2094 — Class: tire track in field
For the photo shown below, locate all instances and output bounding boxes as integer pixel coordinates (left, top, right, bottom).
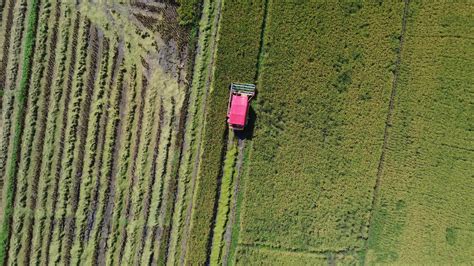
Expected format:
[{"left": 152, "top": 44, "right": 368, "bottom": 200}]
[
  {"left": 221, "top": 139, "right": 245, "bottom": 266},
  {"left": 179, "top": 0, "right": 224, "bottom": 263},
  {"left": 363, "top": 0, "right": 410, "bottom": 253},
  {"left": 220, "top": 0, "right": 269, "bottom": 261},
  {"left": 22, "top": 2, "right": 61, "bottom": 262}
]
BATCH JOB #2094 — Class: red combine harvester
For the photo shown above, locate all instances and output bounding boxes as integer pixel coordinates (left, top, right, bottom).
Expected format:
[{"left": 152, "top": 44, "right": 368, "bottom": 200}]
[{"left": 227, "top": 83, "right": 255, "bottom": 130}]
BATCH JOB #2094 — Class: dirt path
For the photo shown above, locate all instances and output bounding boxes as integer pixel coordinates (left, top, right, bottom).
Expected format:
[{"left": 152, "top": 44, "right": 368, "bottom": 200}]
[
  {"left": 179, "top": 0, "right": 224, "bottom": 264},
  {"left": 363, "top": 0, "right": 410, "bottom": 254}
]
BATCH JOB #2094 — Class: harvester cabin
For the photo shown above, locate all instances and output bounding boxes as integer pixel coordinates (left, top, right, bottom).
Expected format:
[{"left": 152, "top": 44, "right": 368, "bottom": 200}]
[{"left": 227, "top": 83, "right": 255, "bottom": 130}]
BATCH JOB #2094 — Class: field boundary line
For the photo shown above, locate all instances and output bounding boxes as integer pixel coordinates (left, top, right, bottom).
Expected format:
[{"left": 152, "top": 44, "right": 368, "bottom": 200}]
[
  {"left": 364, "top": 0, "right": 410, "bottom": 252},
  {"left": 238, "top": 242, "right": 353, "bottom": 257}
]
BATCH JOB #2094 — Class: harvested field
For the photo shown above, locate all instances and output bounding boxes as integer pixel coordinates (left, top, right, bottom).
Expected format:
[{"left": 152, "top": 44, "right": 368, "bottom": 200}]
[{"left": 0, "top": 0, "right": 196, "bottom": 264}]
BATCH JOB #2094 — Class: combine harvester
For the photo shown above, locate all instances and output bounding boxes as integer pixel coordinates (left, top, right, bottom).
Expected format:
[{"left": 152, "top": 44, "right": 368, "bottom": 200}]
[{"left": 227, "top": 83, "right": 255, "bottom": 130}]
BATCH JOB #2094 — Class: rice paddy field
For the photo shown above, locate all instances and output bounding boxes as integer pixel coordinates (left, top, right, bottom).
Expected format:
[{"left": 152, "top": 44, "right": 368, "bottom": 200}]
[{"left": 0, "top": 0, "right": 472, "bottom": 265}]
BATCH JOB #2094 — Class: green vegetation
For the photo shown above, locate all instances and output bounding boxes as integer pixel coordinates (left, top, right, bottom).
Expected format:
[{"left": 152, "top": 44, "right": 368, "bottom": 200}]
[
  {"left": 0, "top": 0, "right": 39, "bottom": 262},
  {"left": 0, "top": 1, "right": 193, "bottom": 265},
  {"left": 210, "top": 139, "right": 237, "bottom": 265},
  {"left": 239, "top": 0, "right": 405, "bottom": 254},
  {"left": 0, "top": 1, "right": 472, "bottom": 265},
  {"left": 235, "top": 247, "right": 327, "bottom": 266},
  {"left": 184, "top": 1, "right": 266, "bottom": 264},
  {"left": 366, "top": 2, "right": 474, "bottom": 264},
  {"left": 177, "top": 0, "right": 202, "bottom": 27}
]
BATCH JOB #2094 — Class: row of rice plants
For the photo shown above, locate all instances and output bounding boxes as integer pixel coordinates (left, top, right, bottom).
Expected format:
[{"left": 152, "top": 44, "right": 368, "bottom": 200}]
[
  {"left": 0, "top": 0, "right": 15, "bottom": 99},
  {"left": 8, "top": 0, "right": 55, "bottom": 263},
  {"left": 69, "top": 35, "right": 115, "bottom": 264},
  {"left": 167, "top": 0, "right": 220, "bottom": 263},
  {"left": 139, "top": 105, "right": 173, "bottom": 265},
  {"left": 30, "top": 6, "right": 76, "bottom": 265},
  {"left": 0, "top": 0, "right": 27, "bottom": 194},
  {"left": 120, "top": 64, "right": 150, "bottom": 264},
  {"left": 104, "top": 62, "right": 140, "bottom": 265},
  {"left": 47, "top": 15, "right": 90, "bottom": 264},
  {"left": 184, "top": 1, "right": 266, "bottom": 264},
  {"left": 20, "top": 1, "right": 62, "bottom": 263},
  {"left": 122, "top": 69, "right": 162, "bottom": 264},
  {"left": 156, "top": 104, "right": 184, "bottom": 265},
  {"left": 61, "top": 23, "right": 101, "bottom": 265},
  {"left": 0, "top": 0, "right": 39, "bottom": 262},
  {"left": 82, "top": 50, "right": 127, "bottom": 265}
]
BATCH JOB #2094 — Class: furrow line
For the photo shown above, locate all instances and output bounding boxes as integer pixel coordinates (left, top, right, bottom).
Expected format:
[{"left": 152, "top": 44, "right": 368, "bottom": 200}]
[{"left": 363, "top": 0, "right": 410, "bottom": 255}]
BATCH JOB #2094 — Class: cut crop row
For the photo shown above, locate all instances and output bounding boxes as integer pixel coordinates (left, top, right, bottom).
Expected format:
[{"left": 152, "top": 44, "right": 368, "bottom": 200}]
[
  {"left": 8, "top": 0, "right": 56, "bottom": 263},
  {"left": 104, "top": 63, "right": 140, "bottom": 265},
  {"left": 61, "top": 23, "right": 101, "bottom": 265},
  {"left": 29, "top": 6, "right": 76, "bottom": 265},
  {"left": 69, "top": 34, "right": 114, "bottom": 265},
  {"left": 169, "top": 0, "right": 222, "bottom": 263},
  {"left": 0, "top": 0, "right": 28, "bottom": 197},
  {"left": 122, "top": 68, "right": 163, "bottom": 265},
  {"left": 0, "top": 0, "right": 39, "bottom": 262},
  {"left": 19, "top": 2, "right": 62, "bottom": 264},
  {"left": 81, "top": 47, "right": 126, "bottom": 265},
  {"left": 47, "top": 14, "right": 90, "bottom": 264},
  {"left": 138, "top": 102, "right": 172, "bottom": 265}
]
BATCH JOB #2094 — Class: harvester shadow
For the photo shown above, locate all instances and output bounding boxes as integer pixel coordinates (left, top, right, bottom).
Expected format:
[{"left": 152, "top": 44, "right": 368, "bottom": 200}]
[{"left": 234, "top": 106, "right": 256, "bottom": 141}]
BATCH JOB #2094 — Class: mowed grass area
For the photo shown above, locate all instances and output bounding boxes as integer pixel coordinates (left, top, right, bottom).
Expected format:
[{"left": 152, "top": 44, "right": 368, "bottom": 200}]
[
  {"left": 367, "top": 2, "right": 474, "bottom": 264},
  {"left": 238, "top": 0, "right": 405, "bottom": 257}
]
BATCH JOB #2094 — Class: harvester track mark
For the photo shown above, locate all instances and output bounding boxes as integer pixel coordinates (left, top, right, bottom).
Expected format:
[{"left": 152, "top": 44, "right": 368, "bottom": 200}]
[
  {"left": 364, "top": 0, "right": 410, "bottom": 254},
  {"left": 238, "top": 242, "right": 355, "bottom": 257},
  {"left": 179, "top": 0, "right": 224, "bottom": 263},
  {"left": 221, "top": 139, "right": 245, "bottom": 266}
]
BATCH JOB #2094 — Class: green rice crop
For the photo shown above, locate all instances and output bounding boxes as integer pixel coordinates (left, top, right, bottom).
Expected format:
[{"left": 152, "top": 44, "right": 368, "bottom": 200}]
[{"left": 366, "top": 2, "right": 474, "bottom": 264}]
